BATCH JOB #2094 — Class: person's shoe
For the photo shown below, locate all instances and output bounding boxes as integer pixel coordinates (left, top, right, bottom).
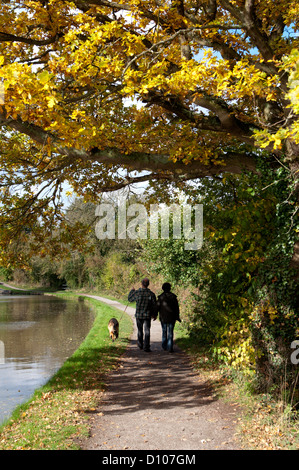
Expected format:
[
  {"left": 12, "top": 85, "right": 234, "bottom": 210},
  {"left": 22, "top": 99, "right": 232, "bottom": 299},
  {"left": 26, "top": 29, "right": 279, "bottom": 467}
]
[{"left": 144, "top": 348, "right": 151, "bottom": 352}]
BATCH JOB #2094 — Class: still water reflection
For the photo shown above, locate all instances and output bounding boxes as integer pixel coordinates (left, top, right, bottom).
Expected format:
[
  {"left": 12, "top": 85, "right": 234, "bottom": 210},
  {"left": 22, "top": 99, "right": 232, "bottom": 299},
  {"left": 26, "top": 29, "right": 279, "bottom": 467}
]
[{"left": 0, "top": 295, "right": 94, "bottom": 424}]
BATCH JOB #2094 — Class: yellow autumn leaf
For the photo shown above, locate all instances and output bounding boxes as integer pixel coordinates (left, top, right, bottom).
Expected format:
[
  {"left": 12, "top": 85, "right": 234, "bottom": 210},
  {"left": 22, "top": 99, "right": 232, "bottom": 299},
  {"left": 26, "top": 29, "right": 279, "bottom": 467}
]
[{"left": 47, "top": 96, "right": 56, "bottom": 108}]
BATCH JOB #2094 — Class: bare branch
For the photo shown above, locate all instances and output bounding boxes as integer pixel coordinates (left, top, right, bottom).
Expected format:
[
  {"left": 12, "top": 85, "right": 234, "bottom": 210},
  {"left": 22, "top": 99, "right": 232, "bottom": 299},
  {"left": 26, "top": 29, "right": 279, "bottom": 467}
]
[{"left": 0, "top": 31, "right": 58, "bottom": 46}]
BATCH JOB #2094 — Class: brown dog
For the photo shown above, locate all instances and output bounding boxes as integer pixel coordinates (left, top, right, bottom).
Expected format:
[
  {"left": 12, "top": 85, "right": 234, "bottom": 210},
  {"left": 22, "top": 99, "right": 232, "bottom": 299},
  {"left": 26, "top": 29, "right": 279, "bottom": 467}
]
[{"left": 108, "top": 318, "right": 119, "bottom": 342}]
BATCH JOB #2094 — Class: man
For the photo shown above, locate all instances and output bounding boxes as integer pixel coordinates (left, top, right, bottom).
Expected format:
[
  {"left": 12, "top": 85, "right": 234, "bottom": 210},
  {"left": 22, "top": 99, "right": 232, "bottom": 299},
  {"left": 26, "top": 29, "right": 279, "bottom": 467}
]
[
  {"left": 128, "top": 278, "right": 157, "bottom": 352},
  {"left": 157, "top": 283, "right": 181, "bottom": 353}
]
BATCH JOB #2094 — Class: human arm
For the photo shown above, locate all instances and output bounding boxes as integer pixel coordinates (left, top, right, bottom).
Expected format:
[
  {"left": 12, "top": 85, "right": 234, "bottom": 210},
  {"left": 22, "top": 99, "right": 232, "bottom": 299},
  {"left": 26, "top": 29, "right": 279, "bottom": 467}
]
[
  {"left": 174, "top": 297, "right": 181, "bottom": 322},
  {"left": 128, "top": 288, "right": 136, "bottom": 302}
]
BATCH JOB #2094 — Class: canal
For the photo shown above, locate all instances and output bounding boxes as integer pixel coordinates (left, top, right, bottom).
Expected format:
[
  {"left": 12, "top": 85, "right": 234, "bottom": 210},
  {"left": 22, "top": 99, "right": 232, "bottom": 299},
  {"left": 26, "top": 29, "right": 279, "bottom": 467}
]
[{"left": 0, "top": 295, "right": 94, "bottom": 425}]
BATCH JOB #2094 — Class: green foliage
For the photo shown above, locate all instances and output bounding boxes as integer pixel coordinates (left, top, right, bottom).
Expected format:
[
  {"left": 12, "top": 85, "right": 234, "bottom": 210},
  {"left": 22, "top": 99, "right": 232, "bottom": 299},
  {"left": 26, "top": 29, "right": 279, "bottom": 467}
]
[
  {"left": 100, "top": 252, "right": 141, "bottom": 295},
  {"left": 29, "top": 256, "right": 64, "bottom": 288},
  {"left": 0, "top": 266, "right": 13, "bottom": 282},
  {"left": 141, "top": 237, "right": 201, "bottom": 287},
  {"left": 248, "top": 165, "right": 299, "bottom": 392},
  {"left": 1, "top": 173, "right": 298, "bottom": 398},
  {"left": 58, "top": 253, "right": 88, "bottom": 289},
  {"left": 193, "top": 165, "right": 298, "bottom": 392},
  {"left": 140, "top": 164, "right": 298, "bottom": 396}
]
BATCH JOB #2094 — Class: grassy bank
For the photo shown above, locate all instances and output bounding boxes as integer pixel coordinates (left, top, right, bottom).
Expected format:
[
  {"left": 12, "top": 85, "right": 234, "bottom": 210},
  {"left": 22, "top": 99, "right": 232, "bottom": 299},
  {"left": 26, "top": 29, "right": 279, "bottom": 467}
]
[
  {"left": 175, "top": 329, "right": 299, "bottom": 450},
  {"left": 0, "top": 294, "right": 133, "bottom": 450}
]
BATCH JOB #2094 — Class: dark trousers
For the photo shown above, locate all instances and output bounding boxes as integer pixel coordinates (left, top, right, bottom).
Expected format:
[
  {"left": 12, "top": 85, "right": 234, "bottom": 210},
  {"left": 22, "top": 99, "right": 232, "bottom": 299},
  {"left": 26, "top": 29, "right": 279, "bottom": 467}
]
[{"left": 136, "top": 318, "right": 151, "bottom": 351}]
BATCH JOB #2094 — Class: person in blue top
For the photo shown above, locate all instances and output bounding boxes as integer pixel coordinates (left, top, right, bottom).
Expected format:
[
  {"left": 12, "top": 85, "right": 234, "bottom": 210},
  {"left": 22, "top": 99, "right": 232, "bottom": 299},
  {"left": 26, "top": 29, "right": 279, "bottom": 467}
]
[{"left": 128, "top": 278, "right": 157, "bottom": 352}]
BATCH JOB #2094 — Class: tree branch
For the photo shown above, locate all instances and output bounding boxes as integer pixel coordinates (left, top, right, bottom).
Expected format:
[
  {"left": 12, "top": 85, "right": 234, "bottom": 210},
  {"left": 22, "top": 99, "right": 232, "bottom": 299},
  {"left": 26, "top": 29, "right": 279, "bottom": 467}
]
[
  {"left": 0, "top": 111, "right": 258, "bottom": 179},
  {"left": 85, "top": 147, "right": 259, "bottom": 177},
  {"left": 0, "top": 31, "right": 58, "bottom": 46},
  {"left": 219, "top": 0, "right": 277, "bottom": 68}
]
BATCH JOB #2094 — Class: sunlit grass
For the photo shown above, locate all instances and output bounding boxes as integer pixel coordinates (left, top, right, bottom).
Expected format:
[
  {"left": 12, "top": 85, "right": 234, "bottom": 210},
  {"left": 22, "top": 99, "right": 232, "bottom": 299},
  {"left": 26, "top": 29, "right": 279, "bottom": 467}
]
[{"left": 0, "top": 295, "right": 133, "bottom": 450}]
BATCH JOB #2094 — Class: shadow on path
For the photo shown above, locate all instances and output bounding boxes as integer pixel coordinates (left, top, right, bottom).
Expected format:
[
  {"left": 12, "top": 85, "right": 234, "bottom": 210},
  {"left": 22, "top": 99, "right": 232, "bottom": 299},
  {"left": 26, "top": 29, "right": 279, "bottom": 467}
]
[
  {"left": 99, "top": 338, "right": 216, "bottom": 416},
  {"left": 79, "top": 295, "right": 241, "bottom": 451}
]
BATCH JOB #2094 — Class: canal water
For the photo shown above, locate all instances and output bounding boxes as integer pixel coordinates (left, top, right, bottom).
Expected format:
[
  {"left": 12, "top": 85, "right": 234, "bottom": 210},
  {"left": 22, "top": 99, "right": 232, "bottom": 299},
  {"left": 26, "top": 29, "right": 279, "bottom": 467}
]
[{"left": 0, "top": 295, "right": 95, "bottom": 425}]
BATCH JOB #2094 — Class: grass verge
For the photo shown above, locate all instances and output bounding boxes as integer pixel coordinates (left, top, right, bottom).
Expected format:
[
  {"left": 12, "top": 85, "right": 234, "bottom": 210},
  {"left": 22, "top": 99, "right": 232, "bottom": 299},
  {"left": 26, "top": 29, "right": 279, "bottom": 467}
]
[
  {"left": 0, "top": 294, "right": 133, "bottom": 450},
  {"left": 175, "top": 326, "right": 299, "bottom": 450}
]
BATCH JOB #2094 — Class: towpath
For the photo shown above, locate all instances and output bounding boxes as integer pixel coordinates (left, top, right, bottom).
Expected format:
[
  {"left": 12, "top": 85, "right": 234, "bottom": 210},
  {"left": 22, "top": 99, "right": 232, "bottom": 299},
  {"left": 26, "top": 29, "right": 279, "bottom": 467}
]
[{"left": 79, "top": 294, "right": 241, "bottom": 451}]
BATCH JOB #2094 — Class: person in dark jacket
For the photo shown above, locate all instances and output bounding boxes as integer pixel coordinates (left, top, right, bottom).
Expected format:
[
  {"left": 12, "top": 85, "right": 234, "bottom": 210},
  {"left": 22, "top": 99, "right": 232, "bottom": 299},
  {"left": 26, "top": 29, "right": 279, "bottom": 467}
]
[
  {"left": 157, "top": 282, "right": 181, "bottom": 353},
  {"left": 128, "top": 278, "right": 157, "bottom": 352}
]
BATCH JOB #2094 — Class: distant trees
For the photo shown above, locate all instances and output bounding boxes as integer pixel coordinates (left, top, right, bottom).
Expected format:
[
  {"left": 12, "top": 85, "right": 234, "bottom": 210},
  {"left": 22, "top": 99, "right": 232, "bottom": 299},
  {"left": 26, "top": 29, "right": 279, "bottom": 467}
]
[{"left": 1, "top": 177, "right": 298, "bottom": 397}]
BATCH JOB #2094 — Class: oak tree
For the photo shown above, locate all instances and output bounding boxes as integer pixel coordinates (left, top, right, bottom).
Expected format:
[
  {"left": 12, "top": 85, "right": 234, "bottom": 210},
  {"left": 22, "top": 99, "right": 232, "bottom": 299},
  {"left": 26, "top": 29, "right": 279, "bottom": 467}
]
[{"left": 0, "top": 0, "right": 298, "bottom": 263}]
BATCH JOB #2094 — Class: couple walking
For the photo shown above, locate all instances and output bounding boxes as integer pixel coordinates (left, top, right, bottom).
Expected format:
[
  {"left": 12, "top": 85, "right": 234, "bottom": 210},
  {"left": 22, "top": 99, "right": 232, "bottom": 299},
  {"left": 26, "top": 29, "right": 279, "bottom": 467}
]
[{"left": 128, "top": 278, "right": 181, "bottom": 353}]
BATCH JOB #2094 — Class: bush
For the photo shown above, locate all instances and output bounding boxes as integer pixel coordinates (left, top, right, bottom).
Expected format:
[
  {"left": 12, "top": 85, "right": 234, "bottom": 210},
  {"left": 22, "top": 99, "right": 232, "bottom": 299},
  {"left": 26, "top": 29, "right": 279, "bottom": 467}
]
[{"left": 100, "top": 252, "right": 141, "bottom": 295}]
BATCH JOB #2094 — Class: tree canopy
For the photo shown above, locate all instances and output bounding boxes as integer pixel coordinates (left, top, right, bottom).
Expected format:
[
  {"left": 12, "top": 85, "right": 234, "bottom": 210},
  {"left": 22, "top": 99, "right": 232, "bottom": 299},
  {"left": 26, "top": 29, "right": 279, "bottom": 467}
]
[{"left": 0, "top": 0, "right": 298, "bottom": 261}]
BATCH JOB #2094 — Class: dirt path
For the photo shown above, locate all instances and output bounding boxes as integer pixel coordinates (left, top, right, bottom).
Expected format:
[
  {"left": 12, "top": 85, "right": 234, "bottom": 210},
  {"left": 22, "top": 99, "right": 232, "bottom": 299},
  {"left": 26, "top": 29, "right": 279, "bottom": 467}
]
[
  {"left": 77, "top": 295, "right": 242, "bottom": 451},
  {"left": 0, "top": 282, "right": 29, "bottom": 291}
]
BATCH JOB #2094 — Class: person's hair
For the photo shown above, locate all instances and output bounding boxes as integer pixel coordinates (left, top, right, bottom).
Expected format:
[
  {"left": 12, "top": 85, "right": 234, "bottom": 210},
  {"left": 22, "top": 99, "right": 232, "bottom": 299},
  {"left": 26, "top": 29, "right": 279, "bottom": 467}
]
[
  {"left": 162, "top": 282, "right": 171, "bottom": 292},
  {"left": 141, "top": 278, "right": 150, "bottom": 288}
]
